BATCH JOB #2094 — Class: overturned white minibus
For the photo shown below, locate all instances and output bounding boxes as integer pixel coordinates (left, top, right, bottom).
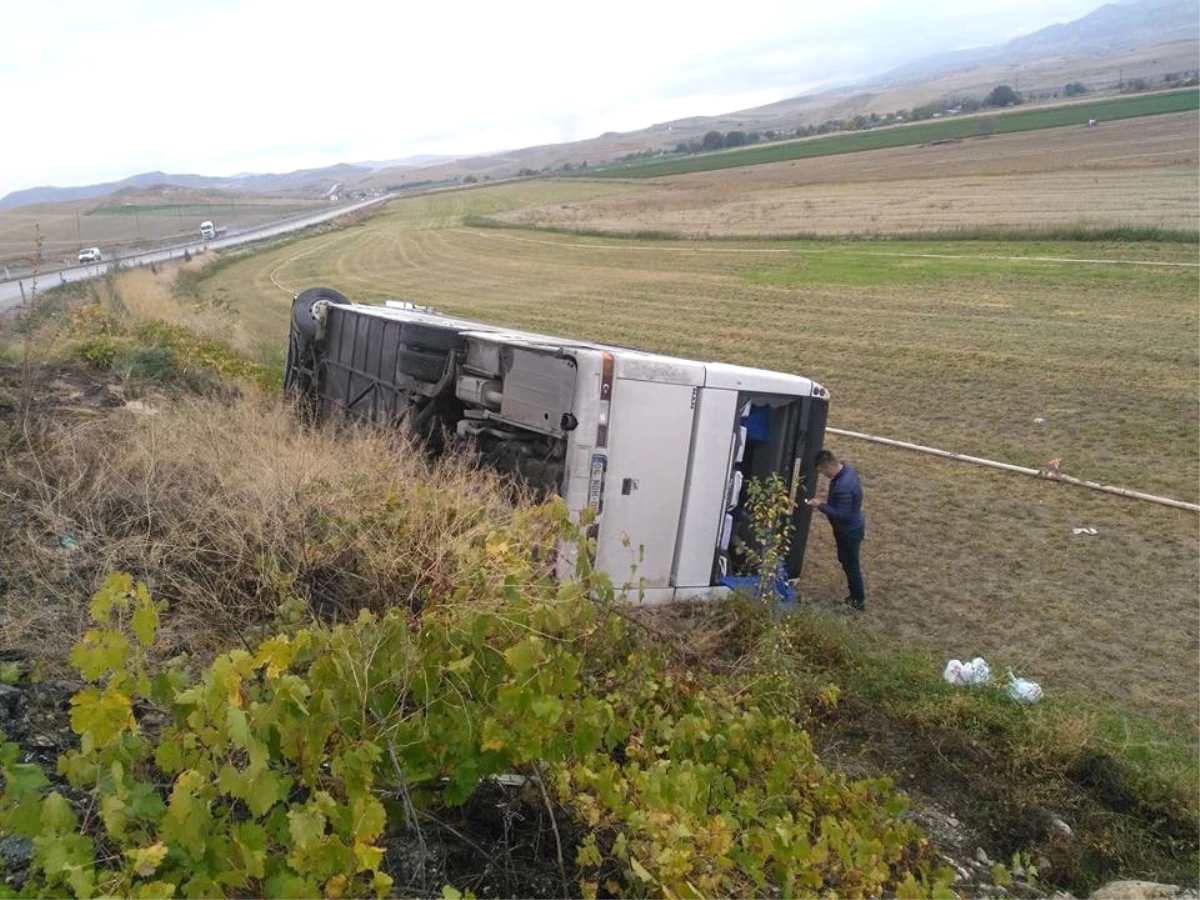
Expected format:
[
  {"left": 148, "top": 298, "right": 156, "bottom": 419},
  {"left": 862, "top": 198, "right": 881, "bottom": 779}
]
[{"left": 284, "top": 287, "right": 830, "bottom": 602}]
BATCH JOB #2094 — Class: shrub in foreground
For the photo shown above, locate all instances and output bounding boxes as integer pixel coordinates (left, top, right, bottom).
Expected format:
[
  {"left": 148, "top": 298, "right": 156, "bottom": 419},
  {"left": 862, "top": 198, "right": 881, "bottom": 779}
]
[{"left": 0, "top": 506, "right": 952, "bottom": 898}]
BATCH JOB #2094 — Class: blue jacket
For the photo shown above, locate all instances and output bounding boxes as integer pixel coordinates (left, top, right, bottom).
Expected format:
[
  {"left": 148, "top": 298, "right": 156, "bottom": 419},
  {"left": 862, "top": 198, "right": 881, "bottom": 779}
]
[{"left": 819, "top": 463, "right": 865, "bottom": 533}]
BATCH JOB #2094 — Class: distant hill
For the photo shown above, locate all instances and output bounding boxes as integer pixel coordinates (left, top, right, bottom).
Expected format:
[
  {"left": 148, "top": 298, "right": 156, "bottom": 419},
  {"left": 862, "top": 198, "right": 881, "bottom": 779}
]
[
  {"left": 5, "top": 0, "right": 1196, "bottom": 211},
  {"left": 879, "top": 0, "right": 1198, "bottom": 83},
  {"left": 353, "top": 155, "right": 462, "bottom": 171},
  {"left": 359, "top": 0, "right": 1197, "bottom": 188},
  {"left": 0, "top": 163, "right": 375, "bottom": 211}
]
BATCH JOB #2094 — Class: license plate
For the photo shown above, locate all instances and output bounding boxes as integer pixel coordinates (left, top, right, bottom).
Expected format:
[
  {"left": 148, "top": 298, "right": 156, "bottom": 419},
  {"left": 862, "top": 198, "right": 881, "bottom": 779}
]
[{"left": 588, "top": 454, "right": 607, "bottom": 511}]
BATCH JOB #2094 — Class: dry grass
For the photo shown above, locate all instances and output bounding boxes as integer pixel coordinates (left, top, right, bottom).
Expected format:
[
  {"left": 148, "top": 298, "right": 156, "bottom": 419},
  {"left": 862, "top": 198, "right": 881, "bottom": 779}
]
[
  {"left": 0, "top": 390, "right": 527, "bottom": 665},
  {"left": 170, "top": 177, "right": 1200, "bottom": 736},
  {"left": 497, "top": 111, "right": 1200, "bottom": 235}
]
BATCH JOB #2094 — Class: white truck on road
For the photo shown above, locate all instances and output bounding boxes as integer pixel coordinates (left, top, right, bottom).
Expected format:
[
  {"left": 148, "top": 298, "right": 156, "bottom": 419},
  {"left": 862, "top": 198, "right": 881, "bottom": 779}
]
[
  {"left": 199, "top": 221, "right": 227, "bottom": 240},
  {"left": 284, "top": 287, "right": 831, "bottom": 602}
]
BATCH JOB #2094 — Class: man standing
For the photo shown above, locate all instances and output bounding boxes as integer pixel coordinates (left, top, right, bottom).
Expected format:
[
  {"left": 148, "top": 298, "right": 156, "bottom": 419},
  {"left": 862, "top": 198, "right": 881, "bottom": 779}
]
[{"left": 804, "top": 449, "right": 866, "bottom": 611}]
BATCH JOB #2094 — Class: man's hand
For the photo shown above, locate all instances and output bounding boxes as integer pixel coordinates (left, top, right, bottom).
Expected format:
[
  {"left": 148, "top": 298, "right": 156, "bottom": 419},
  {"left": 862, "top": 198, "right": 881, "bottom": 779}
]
[{"left": 804, "top": 498, "right": 822, "bottom": 508}]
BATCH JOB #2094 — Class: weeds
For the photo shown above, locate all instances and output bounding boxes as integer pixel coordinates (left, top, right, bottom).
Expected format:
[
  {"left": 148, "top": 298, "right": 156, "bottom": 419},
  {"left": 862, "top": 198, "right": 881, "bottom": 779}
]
[{"left": 0, "top": 396, "right": 525, "bottom": 662}]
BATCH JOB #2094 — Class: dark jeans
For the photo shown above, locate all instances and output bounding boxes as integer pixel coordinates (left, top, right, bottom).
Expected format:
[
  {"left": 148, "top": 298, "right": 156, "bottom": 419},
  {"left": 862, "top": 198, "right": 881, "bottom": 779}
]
[{"left": 834, "top": 525, "right": 866, "bottom": 608}]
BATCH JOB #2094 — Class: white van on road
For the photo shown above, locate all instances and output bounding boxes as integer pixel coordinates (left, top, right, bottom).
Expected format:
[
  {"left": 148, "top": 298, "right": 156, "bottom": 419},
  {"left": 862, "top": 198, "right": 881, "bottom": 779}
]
[{"left": 77, "top": 248, "right": 102, "bottom": 264}]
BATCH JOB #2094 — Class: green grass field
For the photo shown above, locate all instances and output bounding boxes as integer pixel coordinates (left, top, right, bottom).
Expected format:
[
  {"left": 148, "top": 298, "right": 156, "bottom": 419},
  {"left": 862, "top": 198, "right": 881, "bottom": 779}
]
[
  {"left": 166, "top": 181, "right": 1200, "bottom": 744},
  {"left": 591, "top": 89, "right": 1200, "bottom": 178}
]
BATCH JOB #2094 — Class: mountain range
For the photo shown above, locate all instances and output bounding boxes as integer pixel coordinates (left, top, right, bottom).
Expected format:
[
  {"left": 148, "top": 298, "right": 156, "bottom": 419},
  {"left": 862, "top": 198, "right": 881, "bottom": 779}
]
[{"left": 2, "top": 0, "right": 1195, "bottom": 211}]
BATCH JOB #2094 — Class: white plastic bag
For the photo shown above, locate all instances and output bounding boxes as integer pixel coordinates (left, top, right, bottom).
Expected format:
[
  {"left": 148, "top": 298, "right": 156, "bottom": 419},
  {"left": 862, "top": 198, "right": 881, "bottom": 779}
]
[
  {"left": 962, "top": 657, "right": 991, "bottom": 684},
  {"left": 944, "top": 657, "right": 990, "bottom": 685},
  {"left": 1007, "top": 674, "right": 1043, "bottom": 703},
  {"left": 943, "top": 659, "right": 965, "bottom": 684}
]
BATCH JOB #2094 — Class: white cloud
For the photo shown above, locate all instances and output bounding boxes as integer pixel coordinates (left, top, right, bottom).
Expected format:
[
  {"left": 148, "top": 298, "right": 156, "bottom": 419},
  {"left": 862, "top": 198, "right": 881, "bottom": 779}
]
[{"left": 0, "top": 0, "right": 1110, "bottom": 196}]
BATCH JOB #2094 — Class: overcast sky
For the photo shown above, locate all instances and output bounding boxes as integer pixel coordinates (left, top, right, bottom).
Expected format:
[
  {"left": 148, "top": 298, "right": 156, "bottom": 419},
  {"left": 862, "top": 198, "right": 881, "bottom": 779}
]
[{"left": 1, "top": 0, "right": 1109, "bottom": 197}]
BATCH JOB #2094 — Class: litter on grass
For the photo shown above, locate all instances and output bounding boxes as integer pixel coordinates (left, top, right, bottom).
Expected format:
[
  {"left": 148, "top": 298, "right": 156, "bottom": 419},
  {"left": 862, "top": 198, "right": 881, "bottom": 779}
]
[
  {"left": 943, "top": 657, "right": 1043, "bottom": 703},
  {"left": 943, "top": 657, "right": 991, "bottom": 685}
]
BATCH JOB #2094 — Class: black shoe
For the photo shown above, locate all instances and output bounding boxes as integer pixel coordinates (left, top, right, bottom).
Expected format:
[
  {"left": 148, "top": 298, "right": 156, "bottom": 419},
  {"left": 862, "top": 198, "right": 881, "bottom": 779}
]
[{"left": 847, "top": 597, "right": 866, "bottom": 612}]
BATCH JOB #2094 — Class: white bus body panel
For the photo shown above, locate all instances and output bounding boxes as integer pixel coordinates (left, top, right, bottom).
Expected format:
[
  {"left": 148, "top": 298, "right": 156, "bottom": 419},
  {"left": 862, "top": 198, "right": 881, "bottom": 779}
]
[
  {"left": 671, "top": 388, "right": 739, "bottom": 589},
  {"left": 306, "top": 301, "right": 829, "bottom": 600},
  {"left": 594, "top": 378, "right": 697, "bottom": 590}
]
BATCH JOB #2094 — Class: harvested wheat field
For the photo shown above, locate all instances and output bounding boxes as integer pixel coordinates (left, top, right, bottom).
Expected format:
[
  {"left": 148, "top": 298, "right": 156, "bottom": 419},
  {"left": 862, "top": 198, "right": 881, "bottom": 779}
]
[
  {"left": 179, "top": 177, "right": 1200, "bottom": 736},
  {"left": 494, "top": 111, "right": 1200, "bottom": 234}
]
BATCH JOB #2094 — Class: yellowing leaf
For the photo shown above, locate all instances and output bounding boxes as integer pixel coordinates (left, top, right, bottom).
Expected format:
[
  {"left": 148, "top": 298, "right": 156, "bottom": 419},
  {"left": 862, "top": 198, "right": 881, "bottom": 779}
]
[
  {"left": 224, "top": 672, "right": 244, "bottom": 708},
  {"left": 89, "top": 573, "right": 133, "bottom": 624},
  {"left": 254, "top": 636, "right": 295, "bottom": 679},
  {"left": 480, "top": 718, "right": 508, "bottom": 753},
  {"left": 352, "top": 796, "right": 387, "bottom": 844},
  {"left": 136, "top": 881, "right": 177, "bottom": 899},
  {"left": 354, "top": 842, "right": 385, "bottom": 872},
  {"left": 630, "top": 857, "right": 652, "bottom": 882},
  {"left": 70, "top": 631, "right": 131, "bottom": 681},
  {"left": 225, "top": 706, "right": 252, "bottom": 749},
  {"left": 245, "top": 769, "right": 288, "bottom": 817},
  {"left": 40, "top": 792, "right": 78, "bottom": 833},
  {"left": 504, "top": 637, "right": 542, "bottom": 673},
  {"left": 100, "top": 794, "right": 128, "bottom": 838},
  {"left": 446, "top": 654, "right": 474, "bottom": 674},
  {"left": 288, "top": 805, "right": 327, "bottom": 850},
  {"left": 325, "top": 874, "right": 348, "bottom": 899},
  {"left": 132, "top": 596, "right": 159, "bottom": 648},
  {"left": 69, "top": 684, "right": 135, "bottom": 745},
  {"left": 233, "top": 821, "right": 268, "bottom": 879},
  {"left": 125, "top": 842, "right": 168, "bottom": 877}
]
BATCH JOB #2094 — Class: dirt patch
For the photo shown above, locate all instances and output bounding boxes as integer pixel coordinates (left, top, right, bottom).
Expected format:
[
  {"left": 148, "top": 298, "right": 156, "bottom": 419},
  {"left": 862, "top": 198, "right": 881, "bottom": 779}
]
[{"left": 0, "top": 364, "right": 125, "bottom": 422}]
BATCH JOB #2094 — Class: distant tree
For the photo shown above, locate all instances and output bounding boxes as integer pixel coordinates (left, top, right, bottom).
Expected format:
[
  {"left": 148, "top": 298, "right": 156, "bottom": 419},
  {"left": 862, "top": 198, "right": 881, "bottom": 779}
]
[
  {"left": 959, "top": 97, "right": 982, "bottom": 112},
  {"left": 1065, "top": 82, "right": 1088, "bottom": 96},
  {"left": 1164, "top": 72, "right": 1179, "bottom": 82},
  {"left": 1124, "top": 77, "right": 1149, "bottom": 92},
  {"left": 580, "top": 160, "right": 588, "bottom": 169},
  {"left": 463, "top": 174, "right": 478, "bottom": 183},
  {"left": 984, "top": 84, "right": 1022, "bottom": 107},
  {"left": 746, "top": 131, "right": 761, "bottom": 144},
  {"left": 674, "top": 141, "right": 691, "bottom": 153},
  {"left": 701, "top": 130, "right": 725, "bottom": 151},
  {"left": 725, "top": 130, "right": 747, "bottom": 147},
  {"left": 763, "top": 129, "right": 777, "bottom": 140}
]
